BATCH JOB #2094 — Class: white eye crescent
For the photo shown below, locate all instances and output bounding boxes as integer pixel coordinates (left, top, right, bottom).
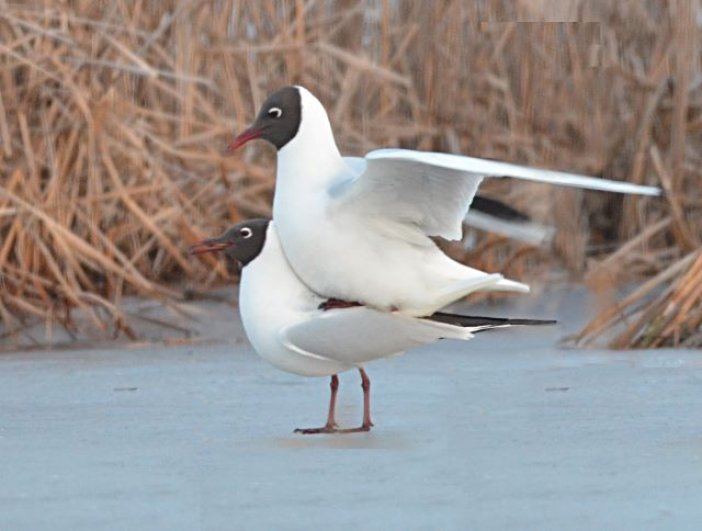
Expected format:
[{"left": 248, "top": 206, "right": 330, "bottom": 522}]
[
  {"left": 240, "top": 227, "right": 253, "bottom": 239},
  {"left": 267, "top": 107, "right": 282, "bottom": 118}
]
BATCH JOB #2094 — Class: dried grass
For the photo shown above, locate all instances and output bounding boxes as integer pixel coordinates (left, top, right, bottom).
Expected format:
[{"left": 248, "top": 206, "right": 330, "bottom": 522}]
[{"left": 0, "top": 0, "right": 699, "bottom": 348}]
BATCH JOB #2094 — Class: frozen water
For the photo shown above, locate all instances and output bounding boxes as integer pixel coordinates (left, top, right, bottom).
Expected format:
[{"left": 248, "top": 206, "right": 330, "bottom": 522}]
[{"left": 0, "top": 287, "right": 700, "bottom": 530}]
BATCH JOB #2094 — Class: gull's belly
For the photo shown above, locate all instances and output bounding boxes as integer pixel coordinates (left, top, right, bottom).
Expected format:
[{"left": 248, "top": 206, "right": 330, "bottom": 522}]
[
  {"left": 239, "top": 307, "right": 350, "bottom": 377},
  {"left": 275, "top": 210, "right": 450, "bottom": 314},
  {"left": 238, "top": 245, "right": 353, "bottom": 377}
]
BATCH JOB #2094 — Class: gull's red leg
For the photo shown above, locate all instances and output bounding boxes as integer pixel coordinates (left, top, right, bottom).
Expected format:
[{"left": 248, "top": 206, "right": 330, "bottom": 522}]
[
  {"left": 294, "top": 374, "right": 339, "bottom": 434},
  {"left": 325, "top": 374, "right": 340, "bottom": 428},
  {"left": 337, "top": 367, "right": 374, "bottom": 433},
  {"left": 360, "top": 367, "right": 374, "bottom": 429}
]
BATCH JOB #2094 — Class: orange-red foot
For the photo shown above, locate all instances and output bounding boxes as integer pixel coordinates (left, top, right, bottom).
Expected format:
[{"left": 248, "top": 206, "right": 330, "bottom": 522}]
[
  {"left": 336, "top": 423, "right": 373, "bottom": 434},
  {"left": 294, "top": 424, "right": 338, "bottom": 435},
  {"left": 318, "top": 298, "right": 363, "bottom": 311}
]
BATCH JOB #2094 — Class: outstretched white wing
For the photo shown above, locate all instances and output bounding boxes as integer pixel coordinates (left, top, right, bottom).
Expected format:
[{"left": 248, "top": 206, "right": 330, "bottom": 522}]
[
  {"left": 280, "top": 307, "right": 474, "bottom": 365},
  {"left": 339, "top": 149, "right": 660, "bottom": 241}
]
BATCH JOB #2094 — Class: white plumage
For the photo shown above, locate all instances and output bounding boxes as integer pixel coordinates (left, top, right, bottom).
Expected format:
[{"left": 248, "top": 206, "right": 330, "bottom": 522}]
[
  {"left": 270, "top": 87, "right": 658, "bottom": 316},
  {"left": 239, "top": 222, "right": 492, "bottom": 377}
]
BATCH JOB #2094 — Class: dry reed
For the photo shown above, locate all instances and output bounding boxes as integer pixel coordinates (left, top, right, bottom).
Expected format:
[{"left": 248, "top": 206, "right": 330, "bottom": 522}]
[{"left": 0, "top": 0, "right": 699, "bottom": 348}]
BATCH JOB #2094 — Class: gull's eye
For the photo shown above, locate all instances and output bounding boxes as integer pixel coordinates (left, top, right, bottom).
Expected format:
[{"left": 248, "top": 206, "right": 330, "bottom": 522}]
[
  {"left": 240, "top": 227, "right": 253, "bottom": 239},
  {"left": 267, "top": 107, "right": 282, "bottom": 119}
]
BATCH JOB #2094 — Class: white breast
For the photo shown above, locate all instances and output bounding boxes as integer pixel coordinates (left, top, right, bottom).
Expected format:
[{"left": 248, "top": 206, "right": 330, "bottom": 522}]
[
  {"left": 238, "top": 225, "right": 352, "bottom": 377},
  {"left": 238, "top": 223, "right": 482, "bottom": 377}
]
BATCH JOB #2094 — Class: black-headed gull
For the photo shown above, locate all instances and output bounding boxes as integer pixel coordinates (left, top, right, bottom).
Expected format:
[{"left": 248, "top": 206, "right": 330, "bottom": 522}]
[
  {"left": 229, "top": 86, "right": 660, "bottom": 316},
  {"left": 192, "top": 219, "right": 555, "bottom": 434}
]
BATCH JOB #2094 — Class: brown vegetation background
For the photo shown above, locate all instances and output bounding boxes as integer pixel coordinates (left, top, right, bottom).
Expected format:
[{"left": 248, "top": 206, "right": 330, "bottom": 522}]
[{"left": 0, "top": 0, "right": 700, "bottom": 348}]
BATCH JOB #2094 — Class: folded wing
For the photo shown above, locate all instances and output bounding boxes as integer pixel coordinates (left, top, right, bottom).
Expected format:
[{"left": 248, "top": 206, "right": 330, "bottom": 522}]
[{"left": 280, "top": 307, "right": 474, "bottom": 365}]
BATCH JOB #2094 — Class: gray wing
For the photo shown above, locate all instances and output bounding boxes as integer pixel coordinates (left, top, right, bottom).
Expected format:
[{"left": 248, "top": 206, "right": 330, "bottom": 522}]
[
  {"left": 339, "top": 149, "right": 660, "bottom": 241},
  {"left": 280, "top": 307, "right": 472, "bottom": 365}
]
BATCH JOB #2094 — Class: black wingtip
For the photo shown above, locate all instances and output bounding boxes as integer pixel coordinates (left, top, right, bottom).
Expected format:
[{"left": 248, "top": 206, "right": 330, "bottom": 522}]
[
  {"left": 427, "top": 311, "right": 557, "bottom": 329},
  {"left": 471, "top": 195, "right": 531, "bottom": 222}
]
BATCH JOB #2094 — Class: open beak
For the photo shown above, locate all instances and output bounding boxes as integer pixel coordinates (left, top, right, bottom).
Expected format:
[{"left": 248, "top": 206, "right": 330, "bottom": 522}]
[
  {"left": 228, "top": 126, "right": 263, "bottom": 151},
  {"left": 190, "top": 238, "right": 233, "bottom": 255}
]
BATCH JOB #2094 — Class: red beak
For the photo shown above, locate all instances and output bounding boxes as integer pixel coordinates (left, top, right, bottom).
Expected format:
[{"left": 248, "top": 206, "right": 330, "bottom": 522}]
[
  {"left": 190, "top": 239, "right": 233, "bottom": 255},
  {"left": 228, "top": 127, "right": 263, "bottom": 151}
]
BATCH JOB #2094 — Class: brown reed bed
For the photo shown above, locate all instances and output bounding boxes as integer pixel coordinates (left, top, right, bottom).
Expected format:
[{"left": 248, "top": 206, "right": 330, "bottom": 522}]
[{"left": 0, "top": 1, "right": 699, "bottom": 348}]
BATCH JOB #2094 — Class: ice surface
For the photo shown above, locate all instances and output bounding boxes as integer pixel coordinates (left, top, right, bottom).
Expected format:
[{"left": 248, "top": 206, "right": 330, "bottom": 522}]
[{"left": 1, "top": 287, "right": 701, "bottom": 530}]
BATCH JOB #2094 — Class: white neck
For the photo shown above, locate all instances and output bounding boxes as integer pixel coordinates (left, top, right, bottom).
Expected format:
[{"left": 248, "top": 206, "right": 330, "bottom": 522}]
[{"left": 275, "top": 87, "right": 345, "bottom": 191}]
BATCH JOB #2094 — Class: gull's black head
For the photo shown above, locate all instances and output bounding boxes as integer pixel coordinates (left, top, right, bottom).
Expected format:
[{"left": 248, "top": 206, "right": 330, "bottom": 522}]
[
  {"left": 190, "top": 219, "right": 270, "bottom": 267},
  {"left": 229, "top": 86, "right": 302, "bottom": 151}
]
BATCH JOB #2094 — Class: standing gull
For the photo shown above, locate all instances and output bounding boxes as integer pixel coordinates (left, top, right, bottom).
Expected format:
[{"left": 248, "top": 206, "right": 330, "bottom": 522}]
[
  {"left": 228, "top": 86, "right": 660, "bottom": 316},
  {"left": 192, "top": 219, "right": 555, "bottom": 434}
]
